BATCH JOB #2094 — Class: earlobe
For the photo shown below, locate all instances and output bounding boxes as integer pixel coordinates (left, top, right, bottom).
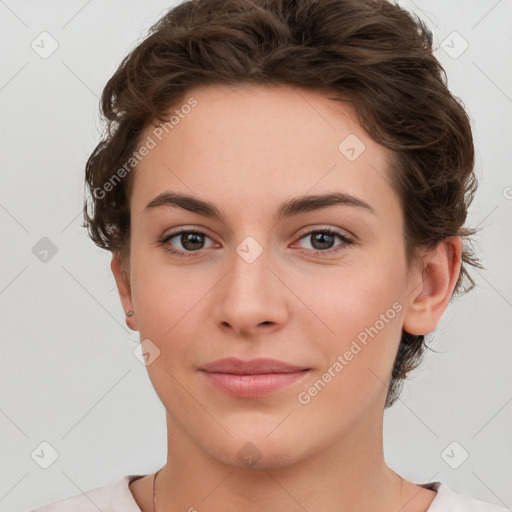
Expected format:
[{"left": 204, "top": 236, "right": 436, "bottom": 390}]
[
  {"left": 402, "top": 237, "right": 462, "bottom": 336},
  {"left": 111, "top": 252, "right": 139, "bottom": 331}
]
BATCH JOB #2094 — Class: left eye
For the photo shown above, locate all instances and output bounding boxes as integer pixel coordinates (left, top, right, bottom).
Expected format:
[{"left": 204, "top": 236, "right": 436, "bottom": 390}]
[
  {"left": 292, "top": 229, "right": 353, "bottom": 255},
  {"left": 158, "top": 228, "right": 353, "bottom": 258}
]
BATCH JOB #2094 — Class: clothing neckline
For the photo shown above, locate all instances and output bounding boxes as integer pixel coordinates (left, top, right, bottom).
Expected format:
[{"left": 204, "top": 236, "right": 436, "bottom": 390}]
[{"left": 124, "top": 475, "right": 443, "bottom": 511}]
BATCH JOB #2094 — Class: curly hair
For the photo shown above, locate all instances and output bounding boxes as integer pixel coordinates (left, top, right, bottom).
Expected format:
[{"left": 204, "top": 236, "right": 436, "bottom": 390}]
[{"left": 83, "top": 0, "right": 483, "bottom": 408}]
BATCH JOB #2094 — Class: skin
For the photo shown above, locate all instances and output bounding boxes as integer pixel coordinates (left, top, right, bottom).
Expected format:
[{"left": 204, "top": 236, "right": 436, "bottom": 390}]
[{"left": 111, "top": 83, "right": 461, "bottom": 512}]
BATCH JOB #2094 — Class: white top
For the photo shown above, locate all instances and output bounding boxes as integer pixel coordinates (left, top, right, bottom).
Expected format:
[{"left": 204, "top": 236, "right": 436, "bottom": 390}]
[{"left": 31, "top": 475, "right": 510, "bottom": 512}]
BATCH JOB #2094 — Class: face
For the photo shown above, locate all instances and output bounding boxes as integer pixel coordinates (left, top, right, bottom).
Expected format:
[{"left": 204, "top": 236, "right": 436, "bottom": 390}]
[{"left": 114, "top": 84, "right": 427, "bottom": 469}]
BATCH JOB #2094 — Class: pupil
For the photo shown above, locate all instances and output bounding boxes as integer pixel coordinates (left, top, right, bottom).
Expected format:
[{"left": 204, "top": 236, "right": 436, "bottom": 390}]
[
  {"left": 182, "top": 232, "right": 204, "bottom": 251},
  {"left": 312, "top": 232, "right": 334, "bottom": 250}
]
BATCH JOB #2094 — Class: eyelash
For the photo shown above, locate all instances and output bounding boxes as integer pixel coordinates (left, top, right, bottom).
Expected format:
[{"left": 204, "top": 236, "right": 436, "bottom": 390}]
[{"left": 157, "top": 228, "right": 354, "bottom": 259}]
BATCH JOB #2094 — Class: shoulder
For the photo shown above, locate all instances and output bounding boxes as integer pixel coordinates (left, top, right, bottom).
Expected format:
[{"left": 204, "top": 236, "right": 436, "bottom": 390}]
[
  {"left": 421, "top": 481, "right": 510, "bottom": 512},
  {"left": 30, "top": 475, "right": 145, "bottom": 512}
]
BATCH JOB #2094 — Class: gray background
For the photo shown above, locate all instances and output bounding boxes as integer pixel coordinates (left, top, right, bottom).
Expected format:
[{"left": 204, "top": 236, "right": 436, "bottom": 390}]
[{"left": 0, "top": 0, "right": 511, "bottom": 510}]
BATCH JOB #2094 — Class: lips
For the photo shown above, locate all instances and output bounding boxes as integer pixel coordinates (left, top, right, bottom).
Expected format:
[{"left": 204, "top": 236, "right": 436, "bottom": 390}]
[
  {"left": 199, "top": 357, "right": 309, "bottom": 375},
  {"left": 199, "top": 357, "right": 310, "bottom": 398}
]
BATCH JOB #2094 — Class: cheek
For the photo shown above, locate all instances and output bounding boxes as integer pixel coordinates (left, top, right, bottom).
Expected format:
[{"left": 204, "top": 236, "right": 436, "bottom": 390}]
[
  {"left": 302, "top": 255, "right": 406, "bottom": 335},
  {"left": 130, "top": 249, "right": 209, "bottom": 338},
  {"left": 303, "top": 255, "right": 407, "bottom": 385},
  {"left": 129, "top": 259, "right": 206, "bottom": 404}
]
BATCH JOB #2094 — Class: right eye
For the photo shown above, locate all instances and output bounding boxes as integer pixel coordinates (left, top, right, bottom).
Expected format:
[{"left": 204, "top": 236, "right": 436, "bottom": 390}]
[{"left": 158, "top": 229, "right": 218, "bottom": 258}]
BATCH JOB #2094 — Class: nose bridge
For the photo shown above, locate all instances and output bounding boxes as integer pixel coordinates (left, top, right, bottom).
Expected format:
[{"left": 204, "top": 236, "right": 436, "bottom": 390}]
[
  {"left": 213, "top": 232, "right": 288, "bottom": 333},
  {"left": 228, "top": 233, "right": 273, "bottom": 302}
]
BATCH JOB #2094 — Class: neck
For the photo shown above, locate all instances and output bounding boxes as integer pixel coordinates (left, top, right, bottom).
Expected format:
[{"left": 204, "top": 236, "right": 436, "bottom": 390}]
[{"left": 154, "top": 409, "right": 407, "bottom": 512}]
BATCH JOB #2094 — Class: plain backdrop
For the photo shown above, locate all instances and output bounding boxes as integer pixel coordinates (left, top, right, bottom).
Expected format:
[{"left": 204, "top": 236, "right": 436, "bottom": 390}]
[{"left": 0, "top": 1, "right": 511, "bottom": 510}]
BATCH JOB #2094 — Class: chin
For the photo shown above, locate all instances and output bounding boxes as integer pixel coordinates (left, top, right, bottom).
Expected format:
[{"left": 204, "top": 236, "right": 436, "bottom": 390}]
[{"left": 201, "top": 429, "right": 312, "bottom": 471}]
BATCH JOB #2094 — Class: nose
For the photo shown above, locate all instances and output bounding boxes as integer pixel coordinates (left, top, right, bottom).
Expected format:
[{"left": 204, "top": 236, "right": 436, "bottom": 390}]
[{"left": 212, "top": 242, "right": 289, "bottom": 337}]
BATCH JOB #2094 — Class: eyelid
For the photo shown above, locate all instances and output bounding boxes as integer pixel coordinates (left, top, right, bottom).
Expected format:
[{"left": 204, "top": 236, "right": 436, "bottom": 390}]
[
  {"left": 163, "top": 224, "right": 216, "bottom": 239},
  {"left": 294, "top": 224, "right": 354, "bottom": 240},
  {"left": 163, "top": 224, "right": 354, "bottom": 241}
]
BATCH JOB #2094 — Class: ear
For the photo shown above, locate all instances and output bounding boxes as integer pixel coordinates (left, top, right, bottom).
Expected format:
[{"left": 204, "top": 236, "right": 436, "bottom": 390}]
[
  {"left": 111, "top": 251, "right": 139, "bottom": 331},
  {"left": 403, "top": 236, "right": 462, "bottom": 336}
]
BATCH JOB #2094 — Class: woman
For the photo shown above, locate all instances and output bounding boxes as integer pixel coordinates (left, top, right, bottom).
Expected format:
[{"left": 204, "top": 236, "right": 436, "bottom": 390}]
[{"left": 32, "top": 0, "right": 509, "bottom": 510}]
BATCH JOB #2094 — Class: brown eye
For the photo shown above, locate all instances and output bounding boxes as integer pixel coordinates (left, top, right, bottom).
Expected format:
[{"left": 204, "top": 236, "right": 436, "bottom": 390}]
[
  {"left": 294, "top": 228, "right": 354, "bottom": 256},
  {"left": 309, "top": 231, "right": 337, "bottom": 250},
  {"left": 159, "top": 229, "right": 216, "bottom": 257},
  {"left": 176, "top": 232, "right": 206, "bottom": 251}
]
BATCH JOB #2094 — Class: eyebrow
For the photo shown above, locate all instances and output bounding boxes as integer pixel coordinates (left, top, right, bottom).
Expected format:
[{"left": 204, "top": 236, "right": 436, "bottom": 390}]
[{"left": 144, "top": 191, "right": 377, "bottom": 221}]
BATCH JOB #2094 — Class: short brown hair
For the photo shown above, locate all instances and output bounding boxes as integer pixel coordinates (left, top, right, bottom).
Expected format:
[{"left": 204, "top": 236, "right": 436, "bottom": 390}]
[{"left": 83, "top": 0, "right": 483, "bottom": 408}]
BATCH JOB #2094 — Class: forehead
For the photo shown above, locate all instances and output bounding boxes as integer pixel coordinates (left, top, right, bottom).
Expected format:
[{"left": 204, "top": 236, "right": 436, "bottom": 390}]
[{"left": 130, "top": 84, "right": 400, "bottom": 224}]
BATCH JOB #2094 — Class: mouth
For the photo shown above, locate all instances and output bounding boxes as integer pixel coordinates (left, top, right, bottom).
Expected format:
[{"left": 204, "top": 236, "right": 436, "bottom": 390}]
[{"left": 199, "top": 357, "right": 311, "bottom": 398}]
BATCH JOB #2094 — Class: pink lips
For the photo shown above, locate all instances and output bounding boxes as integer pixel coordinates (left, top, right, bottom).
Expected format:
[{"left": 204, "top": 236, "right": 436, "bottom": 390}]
[{"left": 199, "top": 357, "right": 310, "bottom": 398}]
